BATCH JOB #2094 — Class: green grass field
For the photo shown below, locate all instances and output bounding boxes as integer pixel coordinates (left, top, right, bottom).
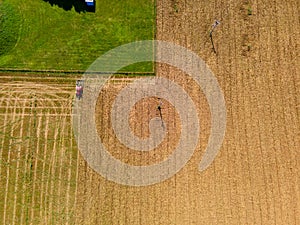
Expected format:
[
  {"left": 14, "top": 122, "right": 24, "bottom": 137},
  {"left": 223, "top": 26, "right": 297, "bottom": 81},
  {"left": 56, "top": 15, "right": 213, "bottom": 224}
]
[{"left": 0, "top": 0, "right": 155, "bottom": 71}]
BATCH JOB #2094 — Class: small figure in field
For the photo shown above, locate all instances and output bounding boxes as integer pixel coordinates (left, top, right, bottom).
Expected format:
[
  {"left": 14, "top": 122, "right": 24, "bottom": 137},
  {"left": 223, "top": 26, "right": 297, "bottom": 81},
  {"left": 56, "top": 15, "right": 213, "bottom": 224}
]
[
  {"left": 156, "top": 98, "right": 165, "bottom": 128},
  {"left": 210, "top": 20, "right": 220, "bottom": 36},
  {"left": 157, "top": 98, "right": 162, "bottom": 113},
  {"left": 209, "top": 20, "right": 221, "bottom": 54},
  {"left": 157, "top": 104, "right": 162, "bottom": 111}
]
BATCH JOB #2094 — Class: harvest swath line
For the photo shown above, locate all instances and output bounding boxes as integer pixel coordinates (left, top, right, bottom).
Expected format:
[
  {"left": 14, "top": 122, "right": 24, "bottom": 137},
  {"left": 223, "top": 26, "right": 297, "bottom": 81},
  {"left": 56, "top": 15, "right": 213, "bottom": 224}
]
[
  {"left": 57, "top": 117, "right": 65, "bottom": 216},
  {"left": 39, "top": 112, "right": 50, "bottom": 223},
  {"left": 3, "top": 98, "right": 17, "bottom": 224},
  {"left": 0, "top": 100, "right": 9, "bottom": 179},
  {"left": 12, "top": 100, "right": 26, "bottom": 223},
  {"left": 66, "top": 133, "right": 76, "bottom": 224},
  {"left": 55, "top": 113, "right": 68, "bottom": 220},
  {"left": 25, "top": 98, "right": 36, "bottom": 224},
  {"left": 20, "top": 112, "right": 33, "bottom": 225},
  {"left": 30, "top": 115, "right": 42, "bottom": 223},
  {"left": 47, "top": 118, "right": 58, "bottom": 223}
]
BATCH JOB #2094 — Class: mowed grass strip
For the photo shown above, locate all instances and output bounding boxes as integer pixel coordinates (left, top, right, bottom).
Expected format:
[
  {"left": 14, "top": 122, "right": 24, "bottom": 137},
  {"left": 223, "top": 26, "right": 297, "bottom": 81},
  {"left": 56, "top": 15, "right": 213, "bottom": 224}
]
[{"left": 0, "top": 0, "right": 155, "bottom": 71}]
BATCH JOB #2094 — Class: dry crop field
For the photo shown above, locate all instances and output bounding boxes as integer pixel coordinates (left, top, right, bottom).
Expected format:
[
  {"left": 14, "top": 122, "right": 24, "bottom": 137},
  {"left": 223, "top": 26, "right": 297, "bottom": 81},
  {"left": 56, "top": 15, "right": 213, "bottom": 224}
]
[
  {"left": 76, "top": 0, "right": 299, "bottom": 224},
  {"left": 1, "top": 0, "right": 299, "bottom": 224},
  {"left": 0, "top": 73, "right": 78, "bottom": 224}
]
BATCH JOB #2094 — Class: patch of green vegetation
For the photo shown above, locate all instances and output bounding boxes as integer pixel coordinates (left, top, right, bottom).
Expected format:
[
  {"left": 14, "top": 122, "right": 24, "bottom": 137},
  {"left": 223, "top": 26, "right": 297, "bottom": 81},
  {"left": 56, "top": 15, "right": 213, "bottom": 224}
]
[
  {"left": 0, "top": 2, "right": 21, "bottom": 56},
  {"left": 0, "top": 0, "right": 155, "bottom": 72},
  {"left": 247, "top": 6, "right": 253, "bottom": 15},
  {"left": 247, "top": 44, "right": 251, "bottom": 51},
  {"left": 174, "top": 4, "right": 179, "bottom": 13}
]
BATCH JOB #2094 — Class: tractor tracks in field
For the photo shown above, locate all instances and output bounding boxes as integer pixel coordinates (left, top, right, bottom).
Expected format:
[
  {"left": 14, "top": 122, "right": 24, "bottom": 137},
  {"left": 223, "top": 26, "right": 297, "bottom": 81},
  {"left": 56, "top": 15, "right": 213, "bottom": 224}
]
[
  {"left": 0, "top": 73, "right": 76, "bottom": 224},
  {"left": 0, "top": 72, "right": 143, "bottom": 224}
]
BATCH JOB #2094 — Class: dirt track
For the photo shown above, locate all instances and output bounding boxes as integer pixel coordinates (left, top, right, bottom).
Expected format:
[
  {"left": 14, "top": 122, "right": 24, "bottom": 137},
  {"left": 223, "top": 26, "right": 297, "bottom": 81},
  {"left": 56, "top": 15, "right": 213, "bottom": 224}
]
[{"left": 76, "top": 0, "right": 299, "bottom": 224}]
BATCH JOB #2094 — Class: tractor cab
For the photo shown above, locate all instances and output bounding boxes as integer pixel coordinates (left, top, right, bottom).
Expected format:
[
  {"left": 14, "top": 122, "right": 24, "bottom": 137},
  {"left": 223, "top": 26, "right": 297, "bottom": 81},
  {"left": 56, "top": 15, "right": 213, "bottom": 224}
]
[{"left": 85, "top": 0, "right": 95, "bottom": 7}]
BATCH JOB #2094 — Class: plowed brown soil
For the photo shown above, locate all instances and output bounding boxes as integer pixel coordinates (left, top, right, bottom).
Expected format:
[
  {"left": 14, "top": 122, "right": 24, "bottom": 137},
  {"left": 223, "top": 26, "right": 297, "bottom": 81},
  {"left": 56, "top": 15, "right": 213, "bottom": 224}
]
[{"left": 75, "top": 0, "right": 299, "bottom": 224}]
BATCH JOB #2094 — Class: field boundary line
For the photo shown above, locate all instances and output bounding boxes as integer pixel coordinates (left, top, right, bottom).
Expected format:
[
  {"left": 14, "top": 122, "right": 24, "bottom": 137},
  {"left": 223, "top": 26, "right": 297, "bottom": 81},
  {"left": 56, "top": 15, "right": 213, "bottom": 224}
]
[
  {"left": 0, "top": 68, "right": 155, "bottom": 76},
  {"left": 0, "top": 76, "right": 77, "bottom": 81}
]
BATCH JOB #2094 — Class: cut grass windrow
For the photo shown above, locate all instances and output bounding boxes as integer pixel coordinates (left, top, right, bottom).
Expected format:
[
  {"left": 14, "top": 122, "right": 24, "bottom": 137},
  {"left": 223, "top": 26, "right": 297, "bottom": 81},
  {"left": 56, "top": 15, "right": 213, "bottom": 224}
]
[
  {"left": 12, "top": 100, "right": 26, "bottom": 224},
  {"left": 2, "top": 98, "right": 17, "bottom": 225}
]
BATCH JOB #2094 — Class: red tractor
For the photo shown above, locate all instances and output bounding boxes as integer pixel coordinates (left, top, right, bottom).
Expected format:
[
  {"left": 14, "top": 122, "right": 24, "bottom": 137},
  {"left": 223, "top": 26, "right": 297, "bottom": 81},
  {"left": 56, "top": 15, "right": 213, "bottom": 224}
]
[{"left": 75, "top": 80, "right": 84, "bottom": 100}]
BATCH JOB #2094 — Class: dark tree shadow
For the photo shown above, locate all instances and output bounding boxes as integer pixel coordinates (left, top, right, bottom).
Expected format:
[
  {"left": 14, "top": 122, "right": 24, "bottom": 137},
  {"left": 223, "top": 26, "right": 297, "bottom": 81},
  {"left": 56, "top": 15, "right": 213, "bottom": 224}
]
[{"left": 43, "top": 0, "right": 95, "bottom": 13}]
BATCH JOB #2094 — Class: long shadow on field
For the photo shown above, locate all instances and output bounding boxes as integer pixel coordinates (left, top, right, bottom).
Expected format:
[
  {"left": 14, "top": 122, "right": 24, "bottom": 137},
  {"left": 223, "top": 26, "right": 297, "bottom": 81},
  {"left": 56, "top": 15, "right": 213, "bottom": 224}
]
[{"left": 42, "top": 0, "right": 95, "bottom": 13}]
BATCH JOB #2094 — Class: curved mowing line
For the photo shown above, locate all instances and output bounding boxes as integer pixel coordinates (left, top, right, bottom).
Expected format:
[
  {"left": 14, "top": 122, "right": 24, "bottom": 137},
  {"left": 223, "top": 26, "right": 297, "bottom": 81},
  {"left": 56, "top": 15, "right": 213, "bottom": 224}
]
[
  {"left": 0, "top": 88, "right": 19, "bottom": 108},
  {"left": 0, "top": 81, "right": 73, "bottom": 119},
  {"left": 0, "top": 81, "right": 71, "bottom": 114}
]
